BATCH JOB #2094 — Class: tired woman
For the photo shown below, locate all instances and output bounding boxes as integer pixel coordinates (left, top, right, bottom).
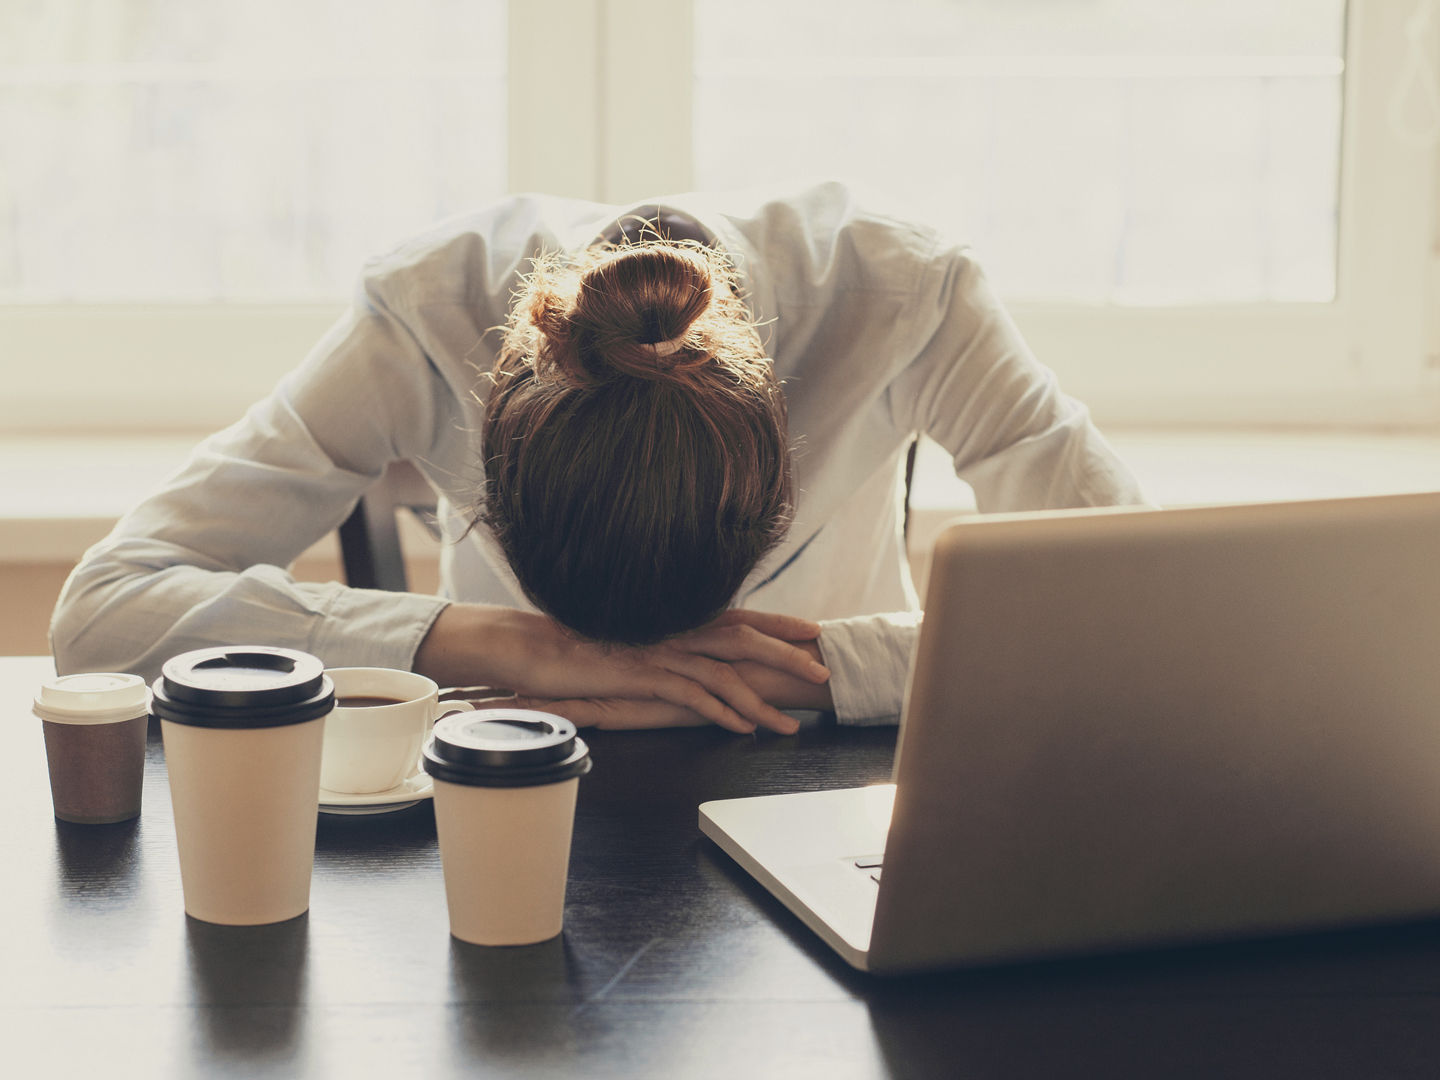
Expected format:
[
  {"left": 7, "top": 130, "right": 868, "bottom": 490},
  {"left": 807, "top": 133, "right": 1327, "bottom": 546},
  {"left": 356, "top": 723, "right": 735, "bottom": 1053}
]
[{"left": 51, "top": 182, "right": 1145, "bottom": 731}]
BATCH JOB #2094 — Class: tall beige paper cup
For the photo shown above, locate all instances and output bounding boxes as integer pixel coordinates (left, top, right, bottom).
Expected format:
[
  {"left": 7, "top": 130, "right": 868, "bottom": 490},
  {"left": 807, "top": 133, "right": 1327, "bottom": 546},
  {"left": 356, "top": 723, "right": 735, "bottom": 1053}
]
[
  {"left": 424, "top": 709, "right": 592, "bottom": 946},
  {"left": 433, "top": 776, "right": 580, "bottom": 945},
  {"left": 162, "top": 717, "right": 326, "bottom": 925},
  {"left": 151, "top": 647, "right": 334, "bottom": 926}
]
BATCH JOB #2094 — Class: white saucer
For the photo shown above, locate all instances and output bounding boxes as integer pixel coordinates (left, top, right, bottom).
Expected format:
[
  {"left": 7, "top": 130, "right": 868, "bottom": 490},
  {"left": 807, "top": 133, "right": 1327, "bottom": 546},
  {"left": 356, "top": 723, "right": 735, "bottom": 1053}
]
[{"left": 318, "top": 769, "right": 433, "bottom": 816}]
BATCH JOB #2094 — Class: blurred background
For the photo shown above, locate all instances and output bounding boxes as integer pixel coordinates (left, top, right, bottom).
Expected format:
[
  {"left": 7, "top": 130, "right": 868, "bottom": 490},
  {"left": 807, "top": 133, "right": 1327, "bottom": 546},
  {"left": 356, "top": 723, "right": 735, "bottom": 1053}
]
[{"left": 3, "top": 0, "right": 1439, "bottom": 650}]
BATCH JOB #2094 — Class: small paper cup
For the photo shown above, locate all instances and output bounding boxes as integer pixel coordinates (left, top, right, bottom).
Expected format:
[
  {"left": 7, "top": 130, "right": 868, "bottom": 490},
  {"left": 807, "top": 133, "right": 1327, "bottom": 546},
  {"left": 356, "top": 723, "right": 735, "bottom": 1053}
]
[{"left": 33, "top": 673, "right": 150, "bottom": 825}]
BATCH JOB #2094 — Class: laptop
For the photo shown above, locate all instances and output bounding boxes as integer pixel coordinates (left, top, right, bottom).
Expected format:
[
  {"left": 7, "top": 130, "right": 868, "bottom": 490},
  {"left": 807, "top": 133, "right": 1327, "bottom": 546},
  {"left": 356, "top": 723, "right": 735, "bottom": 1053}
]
[{"left": 700, "top": 493, "right": 1440, "bottom": 974}]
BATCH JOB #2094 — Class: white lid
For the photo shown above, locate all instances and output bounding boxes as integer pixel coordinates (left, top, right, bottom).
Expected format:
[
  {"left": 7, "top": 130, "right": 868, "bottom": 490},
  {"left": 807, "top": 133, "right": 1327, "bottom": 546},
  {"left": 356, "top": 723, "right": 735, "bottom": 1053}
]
[{"left": 33, "top": 673, "right": 151, "bottom": 725}]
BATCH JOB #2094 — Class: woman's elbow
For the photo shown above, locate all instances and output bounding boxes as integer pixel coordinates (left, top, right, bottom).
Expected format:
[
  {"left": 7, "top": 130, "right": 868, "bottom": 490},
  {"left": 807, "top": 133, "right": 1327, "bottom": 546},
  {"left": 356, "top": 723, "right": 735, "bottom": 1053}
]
[
  {"left": 50, "top": 566, "right": 110, "bottom": 674},
  {"left": 49, "top": 561, "right": 159, "bottom": 676}
]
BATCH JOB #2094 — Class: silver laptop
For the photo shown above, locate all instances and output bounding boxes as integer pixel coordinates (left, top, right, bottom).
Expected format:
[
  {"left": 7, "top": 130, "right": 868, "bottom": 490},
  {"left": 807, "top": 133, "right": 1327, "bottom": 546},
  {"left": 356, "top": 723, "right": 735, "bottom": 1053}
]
[{"left": 700, "top": 492, "right": 1440, "bottom": 974}]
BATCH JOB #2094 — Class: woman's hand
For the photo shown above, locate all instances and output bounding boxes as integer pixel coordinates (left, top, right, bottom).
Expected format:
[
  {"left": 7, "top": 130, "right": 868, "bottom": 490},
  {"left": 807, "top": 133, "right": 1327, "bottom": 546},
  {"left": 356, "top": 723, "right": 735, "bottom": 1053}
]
[
  {"left": 503, "top": 696, "right": 712, "bottom": 730},
  {"left": 413, "top": 605, "right": 830, "bottom": 735},
  {"left": 507, "top": 638, "right": 835, "bottom": 731},
  {"left": 504, "top": 642, "right": 835, "bottom": 737}
]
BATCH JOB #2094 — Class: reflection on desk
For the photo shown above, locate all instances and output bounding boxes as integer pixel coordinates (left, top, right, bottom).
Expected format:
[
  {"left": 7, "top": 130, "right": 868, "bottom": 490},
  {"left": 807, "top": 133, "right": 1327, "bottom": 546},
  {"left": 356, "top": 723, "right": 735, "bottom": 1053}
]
[{"left": 7, "top": 655, "right": 1440, "bottom": 1079}]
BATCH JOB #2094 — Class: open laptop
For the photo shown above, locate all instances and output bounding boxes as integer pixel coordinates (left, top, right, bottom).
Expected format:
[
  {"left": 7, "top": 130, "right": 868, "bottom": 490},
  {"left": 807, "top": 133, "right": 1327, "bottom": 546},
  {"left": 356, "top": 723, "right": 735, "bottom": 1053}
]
[{"left": 700, "top": 492, "right": 1440, "bottom": 974}]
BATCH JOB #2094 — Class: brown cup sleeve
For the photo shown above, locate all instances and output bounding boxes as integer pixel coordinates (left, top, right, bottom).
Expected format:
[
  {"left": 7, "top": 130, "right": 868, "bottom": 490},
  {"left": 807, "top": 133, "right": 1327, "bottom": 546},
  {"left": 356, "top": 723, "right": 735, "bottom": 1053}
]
[{"left": 42, "top": 715, "right": 147, "bottom": 825}]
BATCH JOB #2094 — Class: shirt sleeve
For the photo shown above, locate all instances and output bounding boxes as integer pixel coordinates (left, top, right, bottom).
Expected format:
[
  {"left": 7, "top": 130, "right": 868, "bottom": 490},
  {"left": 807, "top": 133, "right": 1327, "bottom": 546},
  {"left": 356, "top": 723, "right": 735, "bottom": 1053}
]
[
  {"left": 818, "top": 242, "right": 1148, "bottom": 726},
  {"left": 888, "top": 244, "right": 1148, "bottom": 513},
  {"left": 817, "top": 611, "right": 922, "bottom": 726},
  {"left": 50, "top": 292, "right": 456, "bottom": 683}
]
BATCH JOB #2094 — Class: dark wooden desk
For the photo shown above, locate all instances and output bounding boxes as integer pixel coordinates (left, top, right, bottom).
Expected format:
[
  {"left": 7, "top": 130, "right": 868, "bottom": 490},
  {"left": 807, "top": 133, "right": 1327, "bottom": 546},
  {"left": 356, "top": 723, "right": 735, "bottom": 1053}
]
[{"left": 8, "top": 655, "right": 1440, "bottom": 1078}]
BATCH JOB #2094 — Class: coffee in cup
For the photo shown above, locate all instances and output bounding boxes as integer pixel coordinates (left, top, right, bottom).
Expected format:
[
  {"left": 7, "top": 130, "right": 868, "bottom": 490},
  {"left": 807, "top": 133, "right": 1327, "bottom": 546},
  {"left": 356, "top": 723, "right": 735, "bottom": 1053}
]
[
  {"left": 32, "top": 673, "right": 150, "bottom": 824},
  {"left": 423, "top": 709, "right": 592, "bottom": 946},
  {"left": 321, "top": 668, "right": 474, "bottom": 796},
  {"left": 152, "top": 646, "right": 334, "bottom": 926}
]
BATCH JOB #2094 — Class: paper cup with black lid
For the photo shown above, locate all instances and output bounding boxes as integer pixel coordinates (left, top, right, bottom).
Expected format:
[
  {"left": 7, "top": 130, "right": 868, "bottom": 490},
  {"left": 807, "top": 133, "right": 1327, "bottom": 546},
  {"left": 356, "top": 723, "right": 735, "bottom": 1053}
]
[
  {"left": 152, "top": 646, "right": 334, "bottom": 926},
  {"left": 423, "top": 708, "right": 592, "bottom": 946},
  {"left": 32, "top": 673, "right": 150, "bottom": 824}
]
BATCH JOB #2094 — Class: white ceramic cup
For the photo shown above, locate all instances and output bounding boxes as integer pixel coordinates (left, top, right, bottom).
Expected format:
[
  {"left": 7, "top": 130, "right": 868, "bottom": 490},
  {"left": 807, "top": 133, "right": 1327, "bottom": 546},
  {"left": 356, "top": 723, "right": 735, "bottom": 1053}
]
[{"left": 321, "top": 668, "right": 473, "bottom": 795}]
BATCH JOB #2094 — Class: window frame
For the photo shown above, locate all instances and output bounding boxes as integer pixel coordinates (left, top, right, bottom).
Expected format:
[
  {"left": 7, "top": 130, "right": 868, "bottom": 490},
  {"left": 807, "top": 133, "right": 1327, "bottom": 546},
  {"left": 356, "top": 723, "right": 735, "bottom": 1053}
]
[
  {"left": 0, "top": 0, "right": 1434, "bottom": 433},
  {"left": 1009, "top": 0, "right": 1439, "bottom": 427}
]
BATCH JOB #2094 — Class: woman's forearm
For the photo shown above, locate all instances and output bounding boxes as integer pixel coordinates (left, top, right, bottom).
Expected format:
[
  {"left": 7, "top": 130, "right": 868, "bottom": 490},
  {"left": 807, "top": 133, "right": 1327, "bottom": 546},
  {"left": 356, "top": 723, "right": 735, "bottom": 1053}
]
[{"left": 411, "top": 603, "right": 518, "bottom": 689}]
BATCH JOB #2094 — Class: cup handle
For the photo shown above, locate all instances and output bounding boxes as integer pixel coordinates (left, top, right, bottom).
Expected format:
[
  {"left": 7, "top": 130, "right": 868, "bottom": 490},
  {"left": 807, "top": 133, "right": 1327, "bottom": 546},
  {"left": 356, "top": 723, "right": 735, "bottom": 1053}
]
[
  {"left": 435, "top": 700, "right": 477, "bottom": 719},
  {"left": 408, "top": 700, "right": 477, "bottom": 782},
  {"left": 427, "top": 698, "right": 476, "bottom": 737}
]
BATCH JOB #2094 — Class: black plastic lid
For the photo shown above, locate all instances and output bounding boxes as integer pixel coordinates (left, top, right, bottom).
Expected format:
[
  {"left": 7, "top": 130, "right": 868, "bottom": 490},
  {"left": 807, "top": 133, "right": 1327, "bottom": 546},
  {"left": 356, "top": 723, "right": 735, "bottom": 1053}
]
[
  {"left": 151, "top": 647, "right": 334, "bottom": 729},
  {"left": 423, "top": 709, "right": 592, "bottom": 788}
]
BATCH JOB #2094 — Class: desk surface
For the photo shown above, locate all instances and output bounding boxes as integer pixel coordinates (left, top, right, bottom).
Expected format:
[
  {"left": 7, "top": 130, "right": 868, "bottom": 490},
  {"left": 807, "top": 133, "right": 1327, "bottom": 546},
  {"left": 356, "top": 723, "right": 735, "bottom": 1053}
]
[{"left": 7, "top": 655, "right": 1440, "bottom": 1079}]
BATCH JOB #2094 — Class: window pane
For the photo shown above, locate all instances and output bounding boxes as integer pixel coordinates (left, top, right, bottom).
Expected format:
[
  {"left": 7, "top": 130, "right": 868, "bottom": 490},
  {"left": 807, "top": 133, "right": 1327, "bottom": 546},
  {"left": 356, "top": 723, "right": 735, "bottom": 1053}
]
[
  {"left": 694, "top": 0, "right": 1344, "bottom": 304},
  {"left": 0, "top": 0, "right": 506, "bottom": 301}
]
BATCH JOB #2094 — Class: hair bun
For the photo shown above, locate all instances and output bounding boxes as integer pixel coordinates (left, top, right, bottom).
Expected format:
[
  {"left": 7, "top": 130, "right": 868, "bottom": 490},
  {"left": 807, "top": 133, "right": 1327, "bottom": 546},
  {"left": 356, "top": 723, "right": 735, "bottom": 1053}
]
[
  {"left": 573, "top": 246, "right": 715, "bottom": 381},
  {"left": 501, "top": 239, "right": 772, "bottom": 399},
  {"left": 519, "top": 244, "right": 721, "bottom": 386}
]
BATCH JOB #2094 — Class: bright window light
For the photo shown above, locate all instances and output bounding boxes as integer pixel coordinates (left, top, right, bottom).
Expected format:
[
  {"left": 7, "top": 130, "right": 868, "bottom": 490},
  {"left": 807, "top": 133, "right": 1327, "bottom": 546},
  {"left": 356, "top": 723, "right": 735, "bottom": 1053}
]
[
  {"left": 694, "top": 0, "right": 1346, "bottom": 305},
  {"left": 0, "top": 0, "right": 507, "bottom": 302}
]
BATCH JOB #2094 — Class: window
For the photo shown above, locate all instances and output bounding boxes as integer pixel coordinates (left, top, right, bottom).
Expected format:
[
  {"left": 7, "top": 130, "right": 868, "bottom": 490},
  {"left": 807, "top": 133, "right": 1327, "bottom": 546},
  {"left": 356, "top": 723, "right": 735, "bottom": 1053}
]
[
  {"left": 696, "top": 0, "right": 1345, "bottom": 306},
  {"left": 1, "top": 0, "right": 1435, "bottom": 432},
  {"left": 0, "top": 0, "right": 506, "bottom": 302}
]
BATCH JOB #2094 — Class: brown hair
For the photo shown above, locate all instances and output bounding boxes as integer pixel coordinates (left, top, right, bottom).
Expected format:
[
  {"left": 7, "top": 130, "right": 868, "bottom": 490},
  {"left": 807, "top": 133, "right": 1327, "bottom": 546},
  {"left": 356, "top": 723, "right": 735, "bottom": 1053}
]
[{"left": 480, "top": 241, "right": 794, "bottom": 644}]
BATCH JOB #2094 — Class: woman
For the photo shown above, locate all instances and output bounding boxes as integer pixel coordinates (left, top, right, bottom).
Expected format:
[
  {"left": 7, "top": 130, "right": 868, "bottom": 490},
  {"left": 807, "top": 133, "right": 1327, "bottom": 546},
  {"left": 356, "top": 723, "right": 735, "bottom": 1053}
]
[{"left": 52, "top": 183, "right": 1145, "bottom": 731}]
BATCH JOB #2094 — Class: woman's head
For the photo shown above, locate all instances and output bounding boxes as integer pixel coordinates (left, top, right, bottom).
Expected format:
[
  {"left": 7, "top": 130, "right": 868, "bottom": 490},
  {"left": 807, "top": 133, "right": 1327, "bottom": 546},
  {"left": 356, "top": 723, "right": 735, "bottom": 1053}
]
[{"left": 481, "top": 241, "right": 793, "bottom": 645}]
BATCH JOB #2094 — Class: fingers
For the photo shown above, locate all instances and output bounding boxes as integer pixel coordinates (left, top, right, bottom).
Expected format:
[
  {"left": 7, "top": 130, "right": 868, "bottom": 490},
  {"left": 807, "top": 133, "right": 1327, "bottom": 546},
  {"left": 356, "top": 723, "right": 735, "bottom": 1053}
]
[
  {"left": 647, "top": 671, "right": 758, "bottom": 734},
  {"left": 711, "top": 608, "right": 822, "bottom": 641},
  {"left": 513, "top": 650, "right": 780, "bottom": 736},
  {"left": 496, "top": 609, "right": 810, "bottom": 736},
  {"left": 650, "top": 652, "right": 798, "bottom": 735},
  {"left": 513, "top": 698, "right": 606, "bottom": 728},
  {"left": 538, "top": 698, "right": 712, "bottom": 730},
  {"left": 467, "top": 694, "right": 614, "bottom": 729},
  {"left": 677, "top": 623, "right": 830, "bottom": 684},
  {"left": 519, "top": 695, "right": 734, "bottom": 731}
]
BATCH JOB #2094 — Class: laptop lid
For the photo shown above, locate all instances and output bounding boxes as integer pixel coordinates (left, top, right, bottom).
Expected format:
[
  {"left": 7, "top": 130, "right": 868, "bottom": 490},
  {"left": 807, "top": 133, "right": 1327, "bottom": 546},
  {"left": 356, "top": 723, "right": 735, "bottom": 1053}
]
[{"left": 869, "top": 493, "right": 1440, "bottom": 974}]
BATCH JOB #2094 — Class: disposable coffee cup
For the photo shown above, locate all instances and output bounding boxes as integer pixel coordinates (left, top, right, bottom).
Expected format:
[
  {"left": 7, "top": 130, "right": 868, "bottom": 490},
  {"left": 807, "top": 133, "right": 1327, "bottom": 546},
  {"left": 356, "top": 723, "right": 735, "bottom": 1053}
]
[
  {"left": 32, "top": 673, "right": 150, "bottom": 824},
  {"left": 321, "top": 668, "right": 474, "bottom": 795},
  {"left": 423, "top": 709, "right": 592, "bottom": 946},
  {"left": 152, "top": 647, "right": 334, "bottom": 926}
]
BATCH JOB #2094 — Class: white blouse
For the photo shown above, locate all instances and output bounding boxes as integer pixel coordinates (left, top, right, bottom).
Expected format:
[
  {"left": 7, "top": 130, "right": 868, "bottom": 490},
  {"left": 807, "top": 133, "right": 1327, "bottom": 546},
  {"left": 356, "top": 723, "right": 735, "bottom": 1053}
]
[{"left": 52, "top": 182, "right": 1146, "bottom": 724}]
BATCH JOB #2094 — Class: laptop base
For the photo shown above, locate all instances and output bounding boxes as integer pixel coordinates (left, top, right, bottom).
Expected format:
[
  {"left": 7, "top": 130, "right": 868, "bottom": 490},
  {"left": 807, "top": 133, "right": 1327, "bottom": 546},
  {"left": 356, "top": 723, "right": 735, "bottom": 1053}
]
[{"left": 699, "top": 786, "right": 894, "bottom": 971}]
